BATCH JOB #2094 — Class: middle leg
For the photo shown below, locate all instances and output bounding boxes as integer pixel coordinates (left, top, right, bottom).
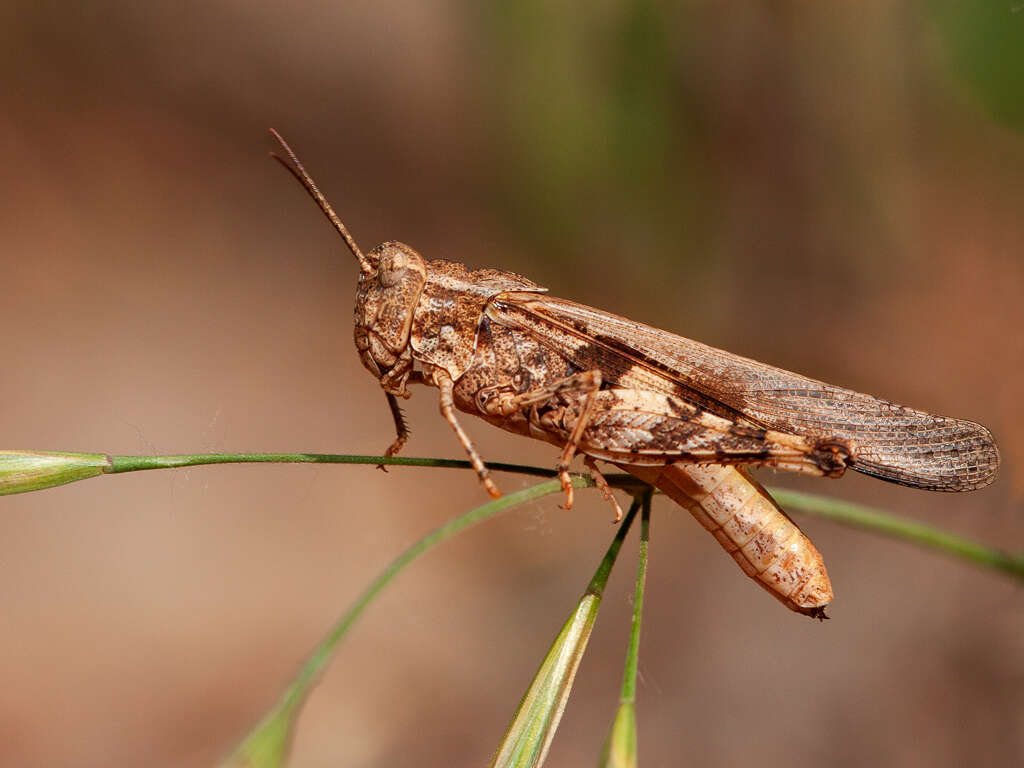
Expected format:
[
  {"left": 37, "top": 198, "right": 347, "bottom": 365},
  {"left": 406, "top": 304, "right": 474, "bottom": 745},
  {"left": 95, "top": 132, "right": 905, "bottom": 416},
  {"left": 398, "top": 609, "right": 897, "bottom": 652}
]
[{"left": 477, "top": 369, "right": 603, "bottom": 509}]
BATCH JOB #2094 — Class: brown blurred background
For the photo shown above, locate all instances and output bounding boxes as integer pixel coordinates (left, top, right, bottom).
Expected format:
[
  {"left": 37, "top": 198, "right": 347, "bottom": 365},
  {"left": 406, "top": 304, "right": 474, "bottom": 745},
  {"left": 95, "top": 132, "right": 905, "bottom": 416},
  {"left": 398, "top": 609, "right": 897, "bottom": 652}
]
[{"left": 1, "top": 2, "right": 1022, "bottom": 766}]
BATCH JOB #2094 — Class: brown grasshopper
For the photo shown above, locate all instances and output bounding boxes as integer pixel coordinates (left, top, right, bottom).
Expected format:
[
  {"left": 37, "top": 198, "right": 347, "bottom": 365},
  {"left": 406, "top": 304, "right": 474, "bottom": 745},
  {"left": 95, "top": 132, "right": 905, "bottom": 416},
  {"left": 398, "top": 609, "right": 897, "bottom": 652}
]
[{"left": 269, "top": 130, "right": 999, "bottom": 619}]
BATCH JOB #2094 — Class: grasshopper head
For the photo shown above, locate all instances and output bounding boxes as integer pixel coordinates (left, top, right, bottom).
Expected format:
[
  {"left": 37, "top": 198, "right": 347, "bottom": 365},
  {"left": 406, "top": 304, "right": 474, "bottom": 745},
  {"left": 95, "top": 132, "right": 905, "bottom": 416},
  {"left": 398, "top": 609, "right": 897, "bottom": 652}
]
[
  {"left": 269, "top": 131, "right": 427, "bottom": 392},
  {"left": 352, "top": 242, "right": 426, "bottom": 387}
]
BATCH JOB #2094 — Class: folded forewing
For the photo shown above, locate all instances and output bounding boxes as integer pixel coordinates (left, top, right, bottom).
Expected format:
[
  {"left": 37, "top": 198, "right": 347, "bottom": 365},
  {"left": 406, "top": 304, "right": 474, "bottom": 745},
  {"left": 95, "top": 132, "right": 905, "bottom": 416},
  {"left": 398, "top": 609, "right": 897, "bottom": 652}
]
[{"left": 489, "top": 294, "right": 999, "bottom": 491}]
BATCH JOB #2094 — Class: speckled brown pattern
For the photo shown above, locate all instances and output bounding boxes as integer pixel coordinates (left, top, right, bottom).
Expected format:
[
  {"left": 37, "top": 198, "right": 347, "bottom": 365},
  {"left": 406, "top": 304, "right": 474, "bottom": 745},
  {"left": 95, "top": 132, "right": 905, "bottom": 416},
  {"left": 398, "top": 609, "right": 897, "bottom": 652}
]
[
  {"left": 624, "top": 464, "right": 833, "bottom": 617},
  {"left": 489, "top": 295, "right": 999, "bottom": 492},
  {"left": 271, "top": 131, "right": 999, "bottom": 618}
]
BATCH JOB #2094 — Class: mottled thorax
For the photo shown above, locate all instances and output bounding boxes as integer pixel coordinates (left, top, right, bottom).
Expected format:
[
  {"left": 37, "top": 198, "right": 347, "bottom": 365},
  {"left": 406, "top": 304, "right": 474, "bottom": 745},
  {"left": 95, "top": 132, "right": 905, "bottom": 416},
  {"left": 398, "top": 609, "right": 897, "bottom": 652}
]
[{"left": 409, "top": 259, "right": 546, "bottom": 380}]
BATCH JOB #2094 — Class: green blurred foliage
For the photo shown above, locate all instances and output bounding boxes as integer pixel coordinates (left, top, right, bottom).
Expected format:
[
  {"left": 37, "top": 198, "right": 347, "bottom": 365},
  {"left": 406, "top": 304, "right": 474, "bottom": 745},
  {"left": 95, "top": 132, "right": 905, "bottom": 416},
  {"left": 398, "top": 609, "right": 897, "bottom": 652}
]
[
  {"left": 481, "top": 0, "right": 698, "bottom": 269},
  {"left": 932, "top": 1, "right": 1024, "bottom": 129}
]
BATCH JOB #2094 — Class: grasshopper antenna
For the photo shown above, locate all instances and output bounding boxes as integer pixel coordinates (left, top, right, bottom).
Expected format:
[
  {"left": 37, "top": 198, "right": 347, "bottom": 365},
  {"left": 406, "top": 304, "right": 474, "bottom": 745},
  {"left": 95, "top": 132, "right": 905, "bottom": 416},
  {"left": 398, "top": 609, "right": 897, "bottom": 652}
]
[{"left": 269, "top": 128, "right": 374, "bottom": 276}]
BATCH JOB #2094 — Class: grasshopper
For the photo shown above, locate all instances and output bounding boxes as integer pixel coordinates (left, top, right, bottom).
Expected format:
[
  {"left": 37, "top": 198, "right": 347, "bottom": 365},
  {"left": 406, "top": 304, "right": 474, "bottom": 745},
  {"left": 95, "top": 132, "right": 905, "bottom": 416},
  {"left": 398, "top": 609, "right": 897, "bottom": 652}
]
[{"left": 270, "top": 131, "right": 999, "bottom": 619}]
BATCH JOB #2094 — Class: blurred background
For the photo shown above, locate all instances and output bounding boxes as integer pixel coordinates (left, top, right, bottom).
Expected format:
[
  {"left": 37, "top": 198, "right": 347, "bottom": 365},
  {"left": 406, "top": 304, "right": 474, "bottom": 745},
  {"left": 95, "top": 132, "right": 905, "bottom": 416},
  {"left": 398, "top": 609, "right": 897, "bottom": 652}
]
[{"left": 1, "top": 2, "right": 1022, "bottom": 766}]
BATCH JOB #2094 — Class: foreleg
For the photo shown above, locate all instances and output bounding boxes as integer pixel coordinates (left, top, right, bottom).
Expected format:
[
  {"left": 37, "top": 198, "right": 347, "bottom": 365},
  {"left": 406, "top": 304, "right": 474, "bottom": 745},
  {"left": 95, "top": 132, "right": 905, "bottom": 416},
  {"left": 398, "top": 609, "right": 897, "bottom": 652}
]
[{"left": 380, "top": 371, "right": 428, "bottom": 460}]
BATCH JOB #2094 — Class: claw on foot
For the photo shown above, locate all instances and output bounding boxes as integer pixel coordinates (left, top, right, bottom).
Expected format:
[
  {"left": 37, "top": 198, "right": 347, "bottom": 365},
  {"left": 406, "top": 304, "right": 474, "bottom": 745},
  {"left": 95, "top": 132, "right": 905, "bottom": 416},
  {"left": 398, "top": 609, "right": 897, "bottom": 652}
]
[
  {"left": 377, "top": 439, "right": 407, "bottom": 472},
  {"left": 559, "top": 470, "right": 575, "bottom": 510},
  {"left": 584, "top": 456, "right": 624, "bottom": 522},
  {"left": 609, "top": 500, "right": 624, "bottom": 524},
  {"left": 484, "top": 476, "right": 502, "bottom": 499}
]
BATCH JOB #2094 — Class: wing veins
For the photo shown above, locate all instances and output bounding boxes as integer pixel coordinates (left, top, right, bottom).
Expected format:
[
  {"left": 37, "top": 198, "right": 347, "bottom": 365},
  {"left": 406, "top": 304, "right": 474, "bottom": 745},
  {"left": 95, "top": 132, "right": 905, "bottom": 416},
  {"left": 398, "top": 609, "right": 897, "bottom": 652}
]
[{"left": 489, "top": 294, "right": 999, "bottom": 492}]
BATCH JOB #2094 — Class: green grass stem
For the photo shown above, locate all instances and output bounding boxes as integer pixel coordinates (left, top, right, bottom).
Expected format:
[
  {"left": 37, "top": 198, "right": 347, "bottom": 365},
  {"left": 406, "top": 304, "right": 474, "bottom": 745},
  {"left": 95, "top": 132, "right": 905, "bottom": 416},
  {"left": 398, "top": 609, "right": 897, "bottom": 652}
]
[
  {"left": 491, "top": 499, "right": 641, "bottom": 768},
  {"left": 221, "top": 476, "right": 590, "bottom": 768},
  {"left": 769, "top": 487, "right": 1024, "bottom": 578}
]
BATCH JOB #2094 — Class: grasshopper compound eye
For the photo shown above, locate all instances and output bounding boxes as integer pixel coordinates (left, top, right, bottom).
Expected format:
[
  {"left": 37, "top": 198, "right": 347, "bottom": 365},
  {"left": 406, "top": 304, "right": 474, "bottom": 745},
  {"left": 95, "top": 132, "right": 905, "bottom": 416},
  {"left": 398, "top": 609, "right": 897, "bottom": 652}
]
[
  {"left": 377, "top": 244, "right": 410, "bottom": 286},
  {"left": 370, "top": 242, "right": 426, "bottom": 287}
]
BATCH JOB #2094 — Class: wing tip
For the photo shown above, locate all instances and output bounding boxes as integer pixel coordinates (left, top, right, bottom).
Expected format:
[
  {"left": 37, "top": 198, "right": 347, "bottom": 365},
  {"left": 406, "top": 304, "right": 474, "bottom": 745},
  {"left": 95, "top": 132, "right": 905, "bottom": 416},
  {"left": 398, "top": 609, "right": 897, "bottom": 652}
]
[{"left": 850, "top": 421, "right": 1000, "bottom": 492}]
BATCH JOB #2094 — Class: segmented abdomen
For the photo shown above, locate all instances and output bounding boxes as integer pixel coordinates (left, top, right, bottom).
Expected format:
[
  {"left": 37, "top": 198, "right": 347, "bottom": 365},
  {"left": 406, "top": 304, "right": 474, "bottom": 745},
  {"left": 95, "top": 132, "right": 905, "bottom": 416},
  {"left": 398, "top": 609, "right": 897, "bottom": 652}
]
[{"left": 622, "top": 463, "right": 833, "bottom": 617}]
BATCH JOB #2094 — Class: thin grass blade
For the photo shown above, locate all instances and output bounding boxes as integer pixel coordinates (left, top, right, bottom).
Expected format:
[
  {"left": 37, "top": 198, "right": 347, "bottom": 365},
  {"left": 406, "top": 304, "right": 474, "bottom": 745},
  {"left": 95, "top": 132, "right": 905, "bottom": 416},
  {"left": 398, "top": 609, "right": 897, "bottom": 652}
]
[
  {"left": 599, "top": 492, "right": 651, "bottom": 768},
  {"left": 0, "top": 450, "right": 111, "bottom": 495},
  {"left": 221, "top": 477, "right": 582, "bottom": 768},
  {"left": 769, "top": 487, "right": 1024, "bottom": 579},
  {"left": 491, "top": 500, "right": 640, "bottom": 768}
]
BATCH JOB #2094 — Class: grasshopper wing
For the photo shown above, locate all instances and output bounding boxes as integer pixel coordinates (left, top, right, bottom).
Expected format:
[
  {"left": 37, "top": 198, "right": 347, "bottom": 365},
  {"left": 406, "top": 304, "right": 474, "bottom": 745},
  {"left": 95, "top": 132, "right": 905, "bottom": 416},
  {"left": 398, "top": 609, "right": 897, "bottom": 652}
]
[{"left": 488, "top": 294, "right": 999, "bottom": 492}]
